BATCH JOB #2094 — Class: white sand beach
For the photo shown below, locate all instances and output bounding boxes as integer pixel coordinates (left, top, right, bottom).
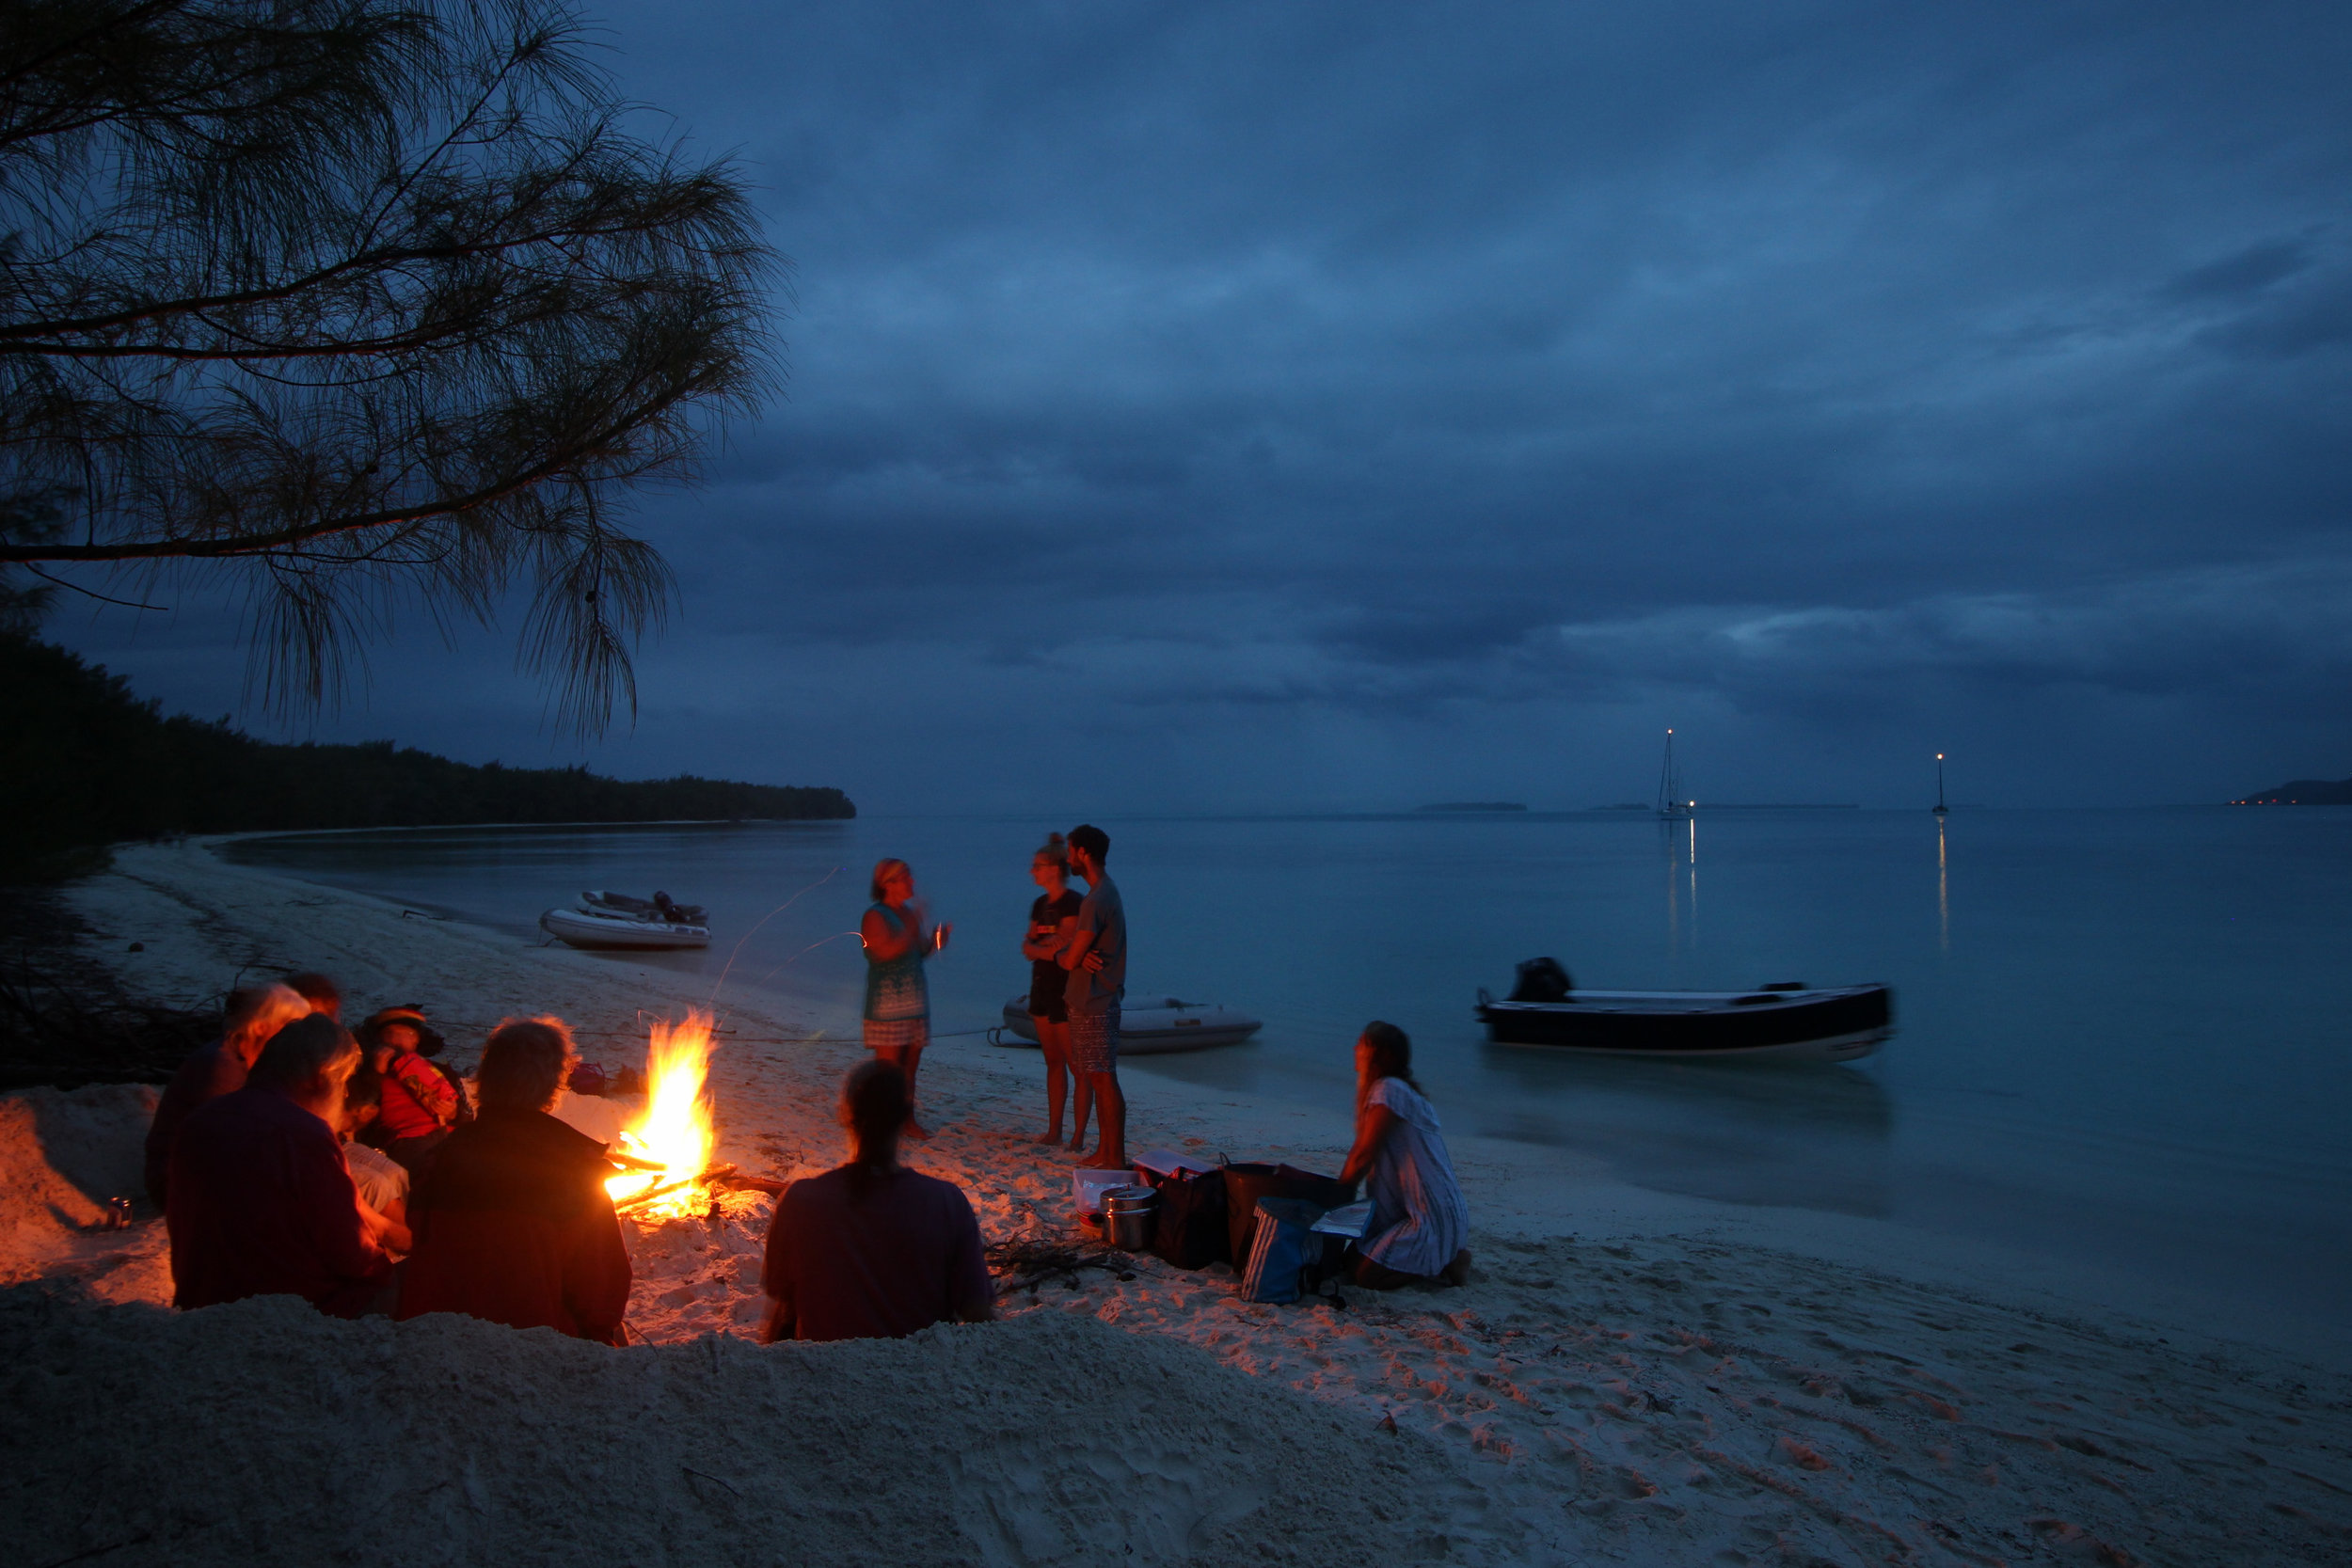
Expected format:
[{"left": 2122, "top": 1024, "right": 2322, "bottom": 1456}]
[{"left": 5, "top": 838, "right": 2349, "bottom": 1566}]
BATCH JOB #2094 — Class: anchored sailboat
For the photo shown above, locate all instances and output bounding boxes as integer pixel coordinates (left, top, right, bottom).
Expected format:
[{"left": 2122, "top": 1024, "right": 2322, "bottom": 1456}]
[{"left": 1657, "top": 729, "right": 1692, "bottom": 820}]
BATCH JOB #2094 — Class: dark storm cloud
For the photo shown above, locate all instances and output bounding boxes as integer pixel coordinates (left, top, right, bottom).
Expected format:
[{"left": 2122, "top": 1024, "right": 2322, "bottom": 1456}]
[
  {"left": 2161, "top": 237, "right": 2319, "bottom": 303},
  {"left": 46, "top": 0, "right": 2352, "bottom": 806}
]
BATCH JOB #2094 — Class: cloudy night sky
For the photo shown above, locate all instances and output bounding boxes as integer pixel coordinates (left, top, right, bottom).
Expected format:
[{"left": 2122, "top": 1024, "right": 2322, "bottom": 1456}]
[{"left": 41, "top": 0, "right": 2352, "bottom": 814}]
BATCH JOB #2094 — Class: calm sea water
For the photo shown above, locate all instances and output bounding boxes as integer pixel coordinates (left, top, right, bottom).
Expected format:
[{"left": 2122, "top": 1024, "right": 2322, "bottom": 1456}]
[{"left": 224, "top": 808, "right": 2352, "bottom": 1339}]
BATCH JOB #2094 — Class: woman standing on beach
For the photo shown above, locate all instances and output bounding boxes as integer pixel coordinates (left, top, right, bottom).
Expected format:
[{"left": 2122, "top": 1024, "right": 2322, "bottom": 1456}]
[
  {"left": 862, "top": 859, "right": 949, "bottom": 1140},
  {"left": 1020, "top": 833, "right": 1086, "bottom": 1147},
  {"left": 1339, "top": 1022, "right": 1471, "bottom": 1289}
]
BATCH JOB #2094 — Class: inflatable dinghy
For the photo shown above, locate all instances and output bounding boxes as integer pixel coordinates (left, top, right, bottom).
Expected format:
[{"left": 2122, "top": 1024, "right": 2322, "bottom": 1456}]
[{"left": 992, "top": 993, "right": 1262, "bottom": 1053}]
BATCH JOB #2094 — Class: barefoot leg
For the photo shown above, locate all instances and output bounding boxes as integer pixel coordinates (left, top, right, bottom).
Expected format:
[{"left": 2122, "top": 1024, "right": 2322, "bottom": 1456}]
[
  {"left": 879, "top": 1043, "right": 931, "bottom": 1140},
  {"left": 1079, "top": 1069, "right": 1127, "bottom": 1169},
  {"left": 1036, "top": 1017, "right": 1070, "bottom": 1143},
  {"left": 1068, "top": 1052, "right": 1093, "bottom": 1152}
]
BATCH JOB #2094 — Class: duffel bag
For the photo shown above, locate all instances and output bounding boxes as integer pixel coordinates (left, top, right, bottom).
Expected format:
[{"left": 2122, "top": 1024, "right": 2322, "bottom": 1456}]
[
  {"left": 1223, "top": 1162, "right": 1351, "bottom": 1266},
  {"left": 1141, "top": 1165, "right": 1229, "bottom": 1268}
]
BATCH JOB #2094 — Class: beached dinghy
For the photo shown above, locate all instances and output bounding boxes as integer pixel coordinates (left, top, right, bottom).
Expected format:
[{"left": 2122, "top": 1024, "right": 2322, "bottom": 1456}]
[
  {"left": 1477, "top": 958, "right": 1891, "bottom": 1062},
  {"left": 581, "top": 889, "right": 707, "bottom": 924},
  {"left": 992, "top": 993, "right": 1263, "bottom": 1053},
  {"left": 539, "top": 891, "right": 711, "bottom": 951}
]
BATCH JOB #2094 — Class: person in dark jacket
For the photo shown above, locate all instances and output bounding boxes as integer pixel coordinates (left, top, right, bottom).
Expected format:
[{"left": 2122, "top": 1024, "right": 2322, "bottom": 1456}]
[
  {"left": 397, "top": 1016, "right": 632, "bottom": 1344},
  {"left": 760, "top": 1059, "right": 993, "bottom": 1343},
  {"left": 144, "top": 982, "right": 314, "bottom": 1208},
  {"left": 166, "top": 1013, "right": 393, "bottom": 1317}
]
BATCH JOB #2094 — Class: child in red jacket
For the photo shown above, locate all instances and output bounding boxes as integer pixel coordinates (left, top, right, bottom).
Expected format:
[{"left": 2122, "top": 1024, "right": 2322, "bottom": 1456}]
[{"left": 359, "top": 1005, "right": 464, "bottom": 1173}]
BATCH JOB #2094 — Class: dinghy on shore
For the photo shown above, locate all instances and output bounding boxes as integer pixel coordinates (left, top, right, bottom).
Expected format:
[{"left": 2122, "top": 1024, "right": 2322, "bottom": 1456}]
[
  {"left": 539, "top": 890, "right": 711, "bottom": 951},
  {"left": 992, "top": 993, "right": 1263, "bottom": 1053},
  {"left": 1478, "top": 958, "right": 1891, "bottom": 1062}
]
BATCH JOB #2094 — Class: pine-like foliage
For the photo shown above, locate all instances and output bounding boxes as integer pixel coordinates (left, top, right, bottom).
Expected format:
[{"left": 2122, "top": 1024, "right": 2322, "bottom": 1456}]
[
  {"left": 0, "top": 0, "right": 783, "bottom": 732},
  {"left": 0, "top": 632, "right": 851, "bottom": 879}
]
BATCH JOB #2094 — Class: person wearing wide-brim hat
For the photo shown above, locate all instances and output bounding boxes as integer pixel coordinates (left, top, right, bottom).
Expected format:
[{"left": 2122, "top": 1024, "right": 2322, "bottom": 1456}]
[{"left": 358, "top": 1005, "right": 467, "bottom": 1175}]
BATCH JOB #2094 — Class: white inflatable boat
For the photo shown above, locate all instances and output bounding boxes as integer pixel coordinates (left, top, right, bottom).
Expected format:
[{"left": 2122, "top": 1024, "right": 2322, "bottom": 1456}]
[
  {"left": 539, "top": 900, "right": 711, "bottom": 951},
  {"left": 992, "top": 993, "right": 1263, "bottom": 1053}
]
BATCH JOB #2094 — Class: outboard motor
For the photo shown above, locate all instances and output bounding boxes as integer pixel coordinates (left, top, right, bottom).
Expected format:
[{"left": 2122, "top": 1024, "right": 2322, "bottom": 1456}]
[{"left": 1508, "top": 957, "right": 1573, "bottom": 1003}]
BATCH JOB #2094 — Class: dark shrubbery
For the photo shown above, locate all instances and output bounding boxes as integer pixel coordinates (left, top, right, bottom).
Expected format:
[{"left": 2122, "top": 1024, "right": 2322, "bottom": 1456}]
[{"left": 0, "top": 636, "right": 852, "bottom": 879}]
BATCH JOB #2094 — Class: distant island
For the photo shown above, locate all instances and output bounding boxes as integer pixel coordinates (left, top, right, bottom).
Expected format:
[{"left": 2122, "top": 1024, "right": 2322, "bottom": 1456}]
[
  {"left": 1699, "top": 802, "right": 1860, "bottom": 810},
  {"left": 1417, "top": 801, "right": 1529, "bottom": 813},
  {"left": 1, "top": 635, "right": 853, "bottom": 879},
  {"left": 1593, "top": 801, "right": 1860, "bottom": 811},
  {"left": 2231, "top": 777, "right": 2352, "bottom": 805}
]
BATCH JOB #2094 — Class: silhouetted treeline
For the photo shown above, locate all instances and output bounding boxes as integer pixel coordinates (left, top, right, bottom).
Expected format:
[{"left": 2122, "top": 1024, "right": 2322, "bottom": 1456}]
[{"left": 1, "top": 636, "right": 852, "bottom": 879}]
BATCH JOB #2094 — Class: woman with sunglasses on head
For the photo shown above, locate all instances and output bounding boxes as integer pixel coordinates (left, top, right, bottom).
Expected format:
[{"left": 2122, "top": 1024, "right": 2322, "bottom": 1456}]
[{"left": 862, "top": 858, "right": 950, "bottom": 1141}]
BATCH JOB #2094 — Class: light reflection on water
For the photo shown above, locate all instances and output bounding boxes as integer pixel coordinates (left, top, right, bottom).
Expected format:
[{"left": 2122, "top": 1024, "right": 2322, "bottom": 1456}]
[
  {"left": 1937, "top": 815, "right": 1950, "bottom": 953},
  {"left": 224, "top": 806, "right": 2352, "bottom": 1333}
]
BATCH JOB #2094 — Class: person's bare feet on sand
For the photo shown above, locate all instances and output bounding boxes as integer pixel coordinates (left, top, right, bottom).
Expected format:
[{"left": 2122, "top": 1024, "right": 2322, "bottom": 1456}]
[
  {"left": 1439, "top": 1248, "right": 1473, "bottom": 1287},
  {"left": 1033, "top": 1128, "right": 1063, "bottom": 1145},
  {"left": 904, "top": 1121, "right": 932, "bottom": 1142},
  {"left": 1080, "top": 1150, "right": 1127, "bottom": 1171}
]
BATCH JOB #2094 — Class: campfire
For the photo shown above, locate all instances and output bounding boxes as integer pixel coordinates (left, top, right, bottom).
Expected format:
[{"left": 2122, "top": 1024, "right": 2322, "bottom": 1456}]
[{"left": 603, "top": 1009, "right": 726, "bottom": 1219}]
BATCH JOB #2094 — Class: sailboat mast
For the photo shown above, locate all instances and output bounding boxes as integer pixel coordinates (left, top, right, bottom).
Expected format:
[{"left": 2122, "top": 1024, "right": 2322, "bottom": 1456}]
[{"left": 1658, "top": 730, "right": 1689, "bottom": 818}]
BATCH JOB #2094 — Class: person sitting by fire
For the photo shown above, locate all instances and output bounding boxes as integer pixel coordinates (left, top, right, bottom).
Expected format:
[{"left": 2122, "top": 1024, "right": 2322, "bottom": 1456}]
[
  {"left": 397, "top": 1017, "right": 633, "bottom": 1345},
  {"left": 144, "top": 981, "right": 315, "bottom": 1209},
  {"left": 281, "top": 970, "right": 344, "bottom": 1022},
  {"left": 759, "top": 1059, "right": 993, "bottom": 1343},
  {"left": 166, "top": 1013, "right": 395, "bottom": 1317},
  {"left": 338, "top": 1064, "right": 413, "bottom": 1256},
  {"left": 358, "top": 1005, "right": 467, "bottom": 1174},
  {"left": 1337, "top": 1021, "right": 1472, "bottom": 1291}
]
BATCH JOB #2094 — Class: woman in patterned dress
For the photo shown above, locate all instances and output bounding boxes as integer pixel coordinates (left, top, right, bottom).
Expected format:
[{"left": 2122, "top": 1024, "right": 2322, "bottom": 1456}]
[
  {"left": 1339, "top": 1021, "right": 1472, "bottom": 1289},
  {"left": 861, "top": 859, "right": 950, "bottom": 1140}
]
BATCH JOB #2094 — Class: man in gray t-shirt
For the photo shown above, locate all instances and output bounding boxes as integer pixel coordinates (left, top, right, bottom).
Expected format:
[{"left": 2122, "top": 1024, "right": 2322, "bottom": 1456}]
[{"left": 1060, "top": 824, "right": 1128, "bottom": 1169}]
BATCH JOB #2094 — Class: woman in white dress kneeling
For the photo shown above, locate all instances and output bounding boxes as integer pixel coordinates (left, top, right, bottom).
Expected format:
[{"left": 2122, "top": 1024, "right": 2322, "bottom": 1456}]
[{"left": 1339, "top": 1021, "right": 1471, "bottom": 1289}]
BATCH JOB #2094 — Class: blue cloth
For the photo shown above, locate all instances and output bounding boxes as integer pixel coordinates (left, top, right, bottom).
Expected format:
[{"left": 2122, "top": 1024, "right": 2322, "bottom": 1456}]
[{"left": 1241, "top": 1196, "right": 1327, "bottom": 1304}]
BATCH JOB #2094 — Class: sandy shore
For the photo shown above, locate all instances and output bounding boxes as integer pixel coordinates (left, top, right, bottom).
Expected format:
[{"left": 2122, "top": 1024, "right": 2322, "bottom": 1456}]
[{"left": 4, "top": 838, "right": 2349, "bottom": 1565}]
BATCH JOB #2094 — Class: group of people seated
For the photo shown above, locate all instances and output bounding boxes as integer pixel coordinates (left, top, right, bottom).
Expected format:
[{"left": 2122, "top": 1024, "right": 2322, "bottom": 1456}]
[
  {"left": 142, "top": 965, "right": 1466, "bottom": 1349},
  {"left": 142, "top": 971, "right": 996, "bottom": 1346},
  {"left": 148, "top": 974, "right": 640, "bottom": 1339}
]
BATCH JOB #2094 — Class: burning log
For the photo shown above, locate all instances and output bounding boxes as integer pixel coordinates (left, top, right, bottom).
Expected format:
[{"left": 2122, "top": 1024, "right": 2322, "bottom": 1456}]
[
  {"left": 600, "top": 1009, "right": 723, "bottom": 1219},
  {"left": 612, "top": 1177, "right": 698, "bottom": 1214},
  {"left": 612, "top": 1163, "right": 758, "bottom": 1217}
]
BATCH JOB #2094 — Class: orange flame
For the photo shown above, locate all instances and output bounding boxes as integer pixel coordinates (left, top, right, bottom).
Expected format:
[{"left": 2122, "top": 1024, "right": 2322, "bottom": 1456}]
[{"left": 604, "top": 1009, "right": 717, "bottom": 1218}]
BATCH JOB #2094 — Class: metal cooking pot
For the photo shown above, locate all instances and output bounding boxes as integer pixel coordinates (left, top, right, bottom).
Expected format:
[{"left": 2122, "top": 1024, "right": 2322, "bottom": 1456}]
[{"left": 1102, "top": 1185, "right": 1158, "bottom": 1251}]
